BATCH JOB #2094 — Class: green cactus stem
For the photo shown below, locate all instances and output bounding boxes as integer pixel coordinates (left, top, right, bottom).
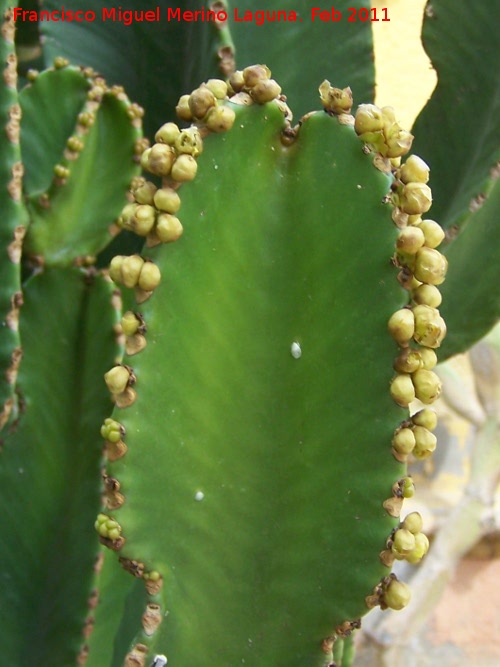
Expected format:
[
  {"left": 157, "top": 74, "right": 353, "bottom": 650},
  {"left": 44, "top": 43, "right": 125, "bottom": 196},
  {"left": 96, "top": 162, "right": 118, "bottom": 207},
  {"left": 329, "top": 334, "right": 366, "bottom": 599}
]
[
  {"left": 19, "top": 63, "right": 143, "bottom": 266},
  {"left": 0, "top": 4, "right": 28, "bottom": 434},
  {"left": 94, "top": 70, "right": 448, "bottom": 666}
]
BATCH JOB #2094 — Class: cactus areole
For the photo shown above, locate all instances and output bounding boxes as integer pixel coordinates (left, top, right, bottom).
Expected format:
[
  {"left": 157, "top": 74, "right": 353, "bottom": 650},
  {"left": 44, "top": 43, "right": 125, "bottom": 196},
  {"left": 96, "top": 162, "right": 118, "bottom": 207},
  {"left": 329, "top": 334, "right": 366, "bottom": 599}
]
[{"left": 100, "top": 67, "right": 447, "bottom": 666}]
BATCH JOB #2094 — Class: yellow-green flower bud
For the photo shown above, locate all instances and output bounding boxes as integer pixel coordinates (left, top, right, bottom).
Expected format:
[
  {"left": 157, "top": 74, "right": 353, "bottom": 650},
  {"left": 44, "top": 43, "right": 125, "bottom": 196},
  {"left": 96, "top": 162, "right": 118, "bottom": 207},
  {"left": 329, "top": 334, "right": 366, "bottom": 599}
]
[
  {"left": 384, "top": 125, "right": 414, "bottom": 158},
  {"left": 391, "top": 528, "right": 416, "bottom": 559},
  {"left": 146, "top": 143, "right": 176, "bottom": 177},
  {"left": 382, "top": 578, "right": 411, "bottom": 610},
  {"left": 414, "top": 246, "right": 448, "bottom": 286},
  {"left": 412, "top": 304, "right": 447, "bottom": 348},
  {"left": 417, "top": 219, "right": 445, "bottom": 248},
  {"left": 154, "top": 122, "right": 181, "bottom": 145},
  {"left": 109, "top": 255, "right": 125, "bottom": 283},
  {"left": 228, "top": 70, "right": 245, "bottom": 93},
  {"left": 396, "top": 226, "right": 426, "bottom": 254},
  {"left": 138, "top": 262, "right": 161, "bottom": 291},
  {"left": 399, "top": 182, "right": 432, "bottom": 215},
  {"left": 66, "top": 135, "right": 84, "bottom": 152},
  {"left": 140, "top": 147, "right": 152, "bottom": 171},
  {"left": 393, "top": 347, "right": 423, "bottom": 374},
  {"left": 204, "top": 105, "right": 236, "bottom": 133},
  {"left": 154, "top": 187, "right": 181, "bottom": 214},
  {"left": 175, "top": 94, "right": 193, "bottom": 121},
  {"left": 104, "top": 365, "right": 132, "bottom": 394},
  {"left": 121, "top": 255, "right": 145, "bottom": 288},
  {"left": 412, "top": 283, "right": 442, "bottom": 308},
  {"left": 400, "top": 476, "right": 415, "bottom": 498},
  {"left": 54, "top": 164, "right": 70, "bottom": 179},
  {"left": 121, "top": 311, "right": 141, "bottom": 337},
  {"left": 188, "top": 84, "right": 217, "bottom": 119},
  {"left": 131, "top": 205, "right": 156, "bottom": 236},
  {"left": 406, "top": 532, "right": 430, "bottom": 563},
  {"left": 387, "top": 308, "right": 415, "bottom": 346},
  {"left": 171, "top": 154, "right": 198, "bottom": 182},
  {"left": 354, "top": 104, "right": 384, "bottom": 135},
  {"left": 412, "top": 369, "right": 442, "bottom": 404},
  {"left": 118, "top": 203, "right": 139, "bottom": 230},
  {"left": 133, "top": 180, "right": 157, "bottom": 205},
  {"left": 319, "top": 81, "right": 353, "bottom": 114},
  {"left": 420, "top": 347, "right": 438, "bottom": 370},
  {"left": 401, "top": 511, "right": 423, "bottom": 535},
  {"left": 392, "top": 427, "right": 416, "bottom": 456},
  {"left": 174, "top": 127, "right": 203, "bottom": 157},
  {"left": 250, "top": 78, "right": 282, "bottom": 104},
  {"left": 242, "top": 64, "right": 271, "bottom": 87},
  {"left": 399, "top": 155, "right": 430, "bottom": 184},
  {"left": 390, "top": 373, "right": 416, "bottom": 407},
  {"left": 412, "top": 425, "right": 437, "bottom": 458},
  {"left": 156, "top": 213, "right": 184, "bottom": 242},
  {"left": 411, "top": 407, "right": 438, "bottom": 431},
  {"left": 100, "top": 418, "right": 125, "bottom": 443},
  {"left": 205, "top": 78, "right": 229, "bottom": 99}
]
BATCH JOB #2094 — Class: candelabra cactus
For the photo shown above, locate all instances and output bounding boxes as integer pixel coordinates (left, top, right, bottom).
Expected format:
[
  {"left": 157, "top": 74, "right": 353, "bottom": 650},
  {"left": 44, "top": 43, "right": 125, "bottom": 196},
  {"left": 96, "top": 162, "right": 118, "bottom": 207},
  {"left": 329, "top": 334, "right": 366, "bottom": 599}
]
[
  {"left": 89, "top": 67, "right": 449, "bottom": 666},
  {"left": 1, "top": 0, "right": 500, "bottom": 665}
]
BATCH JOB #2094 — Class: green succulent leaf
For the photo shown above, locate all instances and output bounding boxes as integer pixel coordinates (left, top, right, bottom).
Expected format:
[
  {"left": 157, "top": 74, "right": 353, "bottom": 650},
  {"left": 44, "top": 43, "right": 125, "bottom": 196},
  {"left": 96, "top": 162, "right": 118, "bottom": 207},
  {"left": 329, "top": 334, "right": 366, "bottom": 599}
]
[
  {"left": 0, "top": 268, "right": 120, "bottom": 665},
  {"left": 106, "top": 101, "right": 409, "bottom": 665}
]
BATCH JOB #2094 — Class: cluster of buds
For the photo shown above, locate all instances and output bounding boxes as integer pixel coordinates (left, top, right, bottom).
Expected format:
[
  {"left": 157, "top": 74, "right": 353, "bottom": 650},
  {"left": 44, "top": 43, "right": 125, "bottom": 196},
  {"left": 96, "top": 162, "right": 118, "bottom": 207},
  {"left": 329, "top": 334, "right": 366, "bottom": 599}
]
[
  {"left": 354, "top": 104, "right": 413, "bottom": 160},
  {"left": 392, "top": 408, "right": 438, "bottom": 462},
  {"left": 318, "top": 80, "right": 353, "bottom": 120},
  {"left": 227, "top": 64, "right": 282, "bottom": 106},
  {"left": 94, "top": 513, "right": 125, "bottom": 550},
  {"left": 380, "top": 511, "right": 430, "bottom": 567},
  {"left": 108, "top": 254, "right": 161, "bottom": 303},
  {"left": 100, "top": 417, "right": 127, "bottom": 461},
  {"left": 120, "top": 310, "right": 147, "bottom": 356}
]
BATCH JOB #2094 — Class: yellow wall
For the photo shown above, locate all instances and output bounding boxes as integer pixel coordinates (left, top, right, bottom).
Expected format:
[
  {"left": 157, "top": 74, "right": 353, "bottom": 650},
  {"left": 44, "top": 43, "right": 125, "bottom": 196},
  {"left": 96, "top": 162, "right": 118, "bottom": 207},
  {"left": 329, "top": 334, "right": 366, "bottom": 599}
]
[{"left": 371, "top": 0, "right": 436, "bottom": 128}]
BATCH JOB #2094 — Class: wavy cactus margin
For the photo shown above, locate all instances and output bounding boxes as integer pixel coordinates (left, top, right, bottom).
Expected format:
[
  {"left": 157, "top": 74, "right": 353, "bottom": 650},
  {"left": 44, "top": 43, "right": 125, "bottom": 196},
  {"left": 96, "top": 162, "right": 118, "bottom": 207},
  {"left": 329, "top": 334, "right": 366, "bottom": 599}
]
[{"left": 94, "top": 65, "right": 449, "bottom": 667}]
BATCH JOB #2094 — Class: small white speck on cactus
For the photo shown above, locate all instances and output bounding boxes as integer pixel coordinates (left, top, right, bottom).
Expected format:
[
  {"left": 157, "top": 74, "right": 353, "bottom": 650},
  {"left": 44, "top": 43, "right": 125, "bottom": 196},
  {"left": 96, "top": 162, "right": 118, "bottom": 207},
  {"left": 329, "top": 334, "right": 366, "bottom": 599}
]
[{"left": 291, "top": 342, "right": 302, "bottom": 359}]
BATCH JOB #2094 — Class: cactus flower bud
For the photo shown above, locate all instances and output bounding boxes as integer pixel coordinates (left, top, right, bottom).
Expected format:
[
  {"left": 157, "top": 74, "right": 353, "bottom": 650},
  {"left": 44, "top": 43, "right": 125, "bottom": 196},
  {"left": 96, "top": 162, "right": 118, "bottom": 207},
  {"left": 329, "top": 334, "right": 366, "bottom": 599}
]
[
  {"left": 109, "top": 255, "right": 125, "bottom": 283},
  {"left": 146, "top": 143, "right": 176, "bottom": 177},
  {"left": 175, "top": 127, "right": 203, "bottom": 157},
  {"left": 120, "top": 255, "right": 145, "bottom": 288},
  {"left": 104, "top": 365, "right": 134, "bottom": 395},
  {"left": 228, "top": 70, "right": 245, "bottom": 93},
  {"left": 412, "top": 304, "right": 447, "bottom": 348},
  {"left": 154, "top": 187, "right": 181, "bottom": 214},
  {"left": 392, "top": 427, "right": 416, "bottom": 456},
  {"left": 393, "top": 347, "right": 423, "bottom": 374},
  {"left": 388, "top": 308, "right": 415, "bottom": 346},
  {"left": 412, "top": 425, "right": 437, "bottom": 458},
  {"left": 401, "top": 511, "right": 424, "bottom": 535},
  {"left": 138, "top": 262, "right": 161, "bottom": 291},
  {"left": 396, "top": 226, "right": 426, "bottom": 254},
  {"left": 175, "top": 94, "right": 193, "bottom": 121},
  {"left": 419, "top": 347, "right": 438, "bottom": 370},
  {"left": 133, "top": 180, "right": 157, "bottom": 205},
  {"left": 188, "top": 84, "right": 217, "bottom": 119},
  {"left": 250, "top": 78, "right": 282, "bottom": 104},
  {"left": 121, "top": 311, "right": 141, "bottom": 337},
  {"left": 399, "top": 155, "right": 430, "bottom": 184},
  {"left": 399, "top": 182, "right": 432, "bottom": 214},
  {"left": 412, "top": 369, "right": 442, "bottom": 404},
  {"left": 411, "top": 407, "right": 438, "bottom": 431},
  {"left": 242, "top": 64, "right": 271, "bottom": 87},
  {"left": 319, "top": 81, "right": 353, "bottom": 114},
  {"left": 354, "top": 104, "right": 384, "bottom": 135},
  {"left": 131, "top": 205, "right": 156, "bottom": 236},
  {"left": 416, "top": 219, "right": 445, "bottom": 249},
  {"left": 382, "top": 577, "right": 411, "bottom": 610},
  {"left": 100, "top": 417, "right": 125, "bottom": 443},
  {"left": 171, "top": 154, "right": 198, "bottom": 182},
  {"left": 204, "top": 105, "right": 236, "bottom": 133},
  {"left": 390, "top": 373, "right": 416, "bottom": 407},
  {"left": 155, "top": 122, "right": 180, "bottom": 145},
  {"left": 412, "top": 283, "right": 442, "bottom": 308},
  {"left": 406, "top": 532, "right": 430, "bottom": 563},
  {"left": 414, "top": 247, "right": 448, "bottom": 285},
  {"left": 156, "top": 213, "right": 184, "bottom": 242},
  {"left": 205, "top": 78, "right": 229, "bottom": 99},
  {"left": 391, "top": 528, "right": 416, "bottom": 559}
]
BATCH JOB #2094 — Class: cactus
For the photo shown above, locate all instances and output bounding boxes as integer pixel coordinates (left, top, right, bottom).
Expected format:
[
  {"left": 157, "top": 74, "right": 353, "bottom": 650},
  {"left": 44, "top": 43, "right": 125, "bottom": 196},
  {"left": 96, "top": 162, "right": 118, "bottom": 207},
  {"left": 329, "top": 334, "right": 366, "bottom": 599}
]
[{"left": 1, "top": 0, "right": 500, "bottom": 665}]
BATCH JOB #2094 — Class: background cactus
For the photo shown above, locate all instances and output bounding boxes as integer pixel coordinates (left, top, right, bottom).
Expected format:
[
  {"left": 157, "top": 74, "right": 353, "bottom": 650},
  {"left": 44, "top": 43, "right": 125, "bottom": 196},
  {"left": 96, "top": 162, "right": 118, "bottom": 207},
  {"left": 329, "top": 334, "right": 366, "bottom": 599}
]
[{"left": 1, "top": 0, "right": 499, "bottom": 665}]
